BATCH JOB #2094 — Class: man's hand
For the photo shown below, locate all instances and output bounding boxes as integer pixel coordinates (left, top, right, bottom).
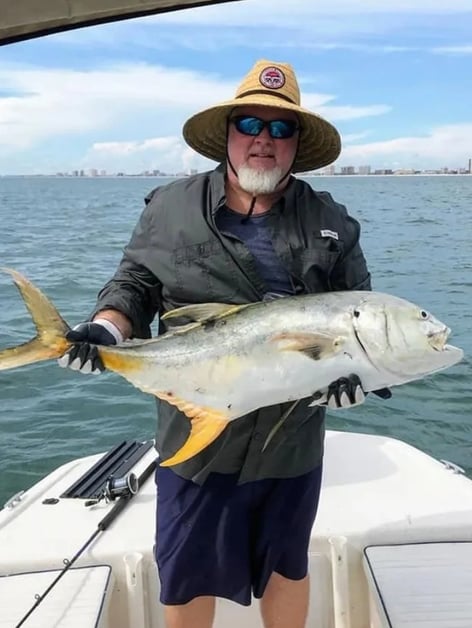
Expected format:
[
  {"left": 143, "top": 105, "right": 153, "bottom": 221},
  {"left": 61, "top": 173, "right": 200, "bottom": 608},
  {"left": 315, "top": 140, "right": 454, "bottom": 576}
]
[
  {"left": 57, "top": 319, "right": 123, "bottom": 374},
  {"left": 311, "top": 373, "right": 392, "bottom": 409}
]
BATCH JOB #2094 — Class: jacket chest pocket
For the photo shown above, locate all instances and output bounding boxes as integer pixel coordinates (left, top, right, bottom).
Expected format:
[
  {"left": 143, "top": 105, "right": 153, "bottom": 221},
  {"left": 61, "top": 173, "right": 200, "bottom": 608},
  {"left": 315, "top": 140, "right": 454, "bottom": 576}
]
[
  {"left": 298, "top": 243, "right": 340, "bottom": 292},
  {"left": 171, "top": 240, "right": 241, "bottom": 302}
]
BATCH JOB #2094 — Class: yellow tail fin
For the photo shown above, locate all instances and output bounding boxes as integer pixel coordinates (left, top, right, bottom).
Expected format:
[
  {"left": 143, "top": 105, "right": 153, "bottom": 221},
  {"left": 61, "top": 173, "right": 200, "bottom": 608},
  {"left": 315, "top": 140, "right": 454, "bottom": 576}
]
[{"left": 0, "top": 268, "right": 71, "bottom": 371}]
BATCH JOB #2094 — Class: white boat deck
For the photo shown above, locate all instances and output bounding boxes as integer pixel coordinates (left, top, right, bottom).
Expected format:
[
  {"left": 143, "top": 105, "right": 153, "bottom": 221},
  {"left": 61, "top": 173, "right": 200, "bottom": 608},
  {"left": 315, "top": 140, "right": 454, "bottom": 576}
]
[
  {"left": 364, "top": 542, "right": 472, "bottom": 628},
  {"left": 1, "top": 430, "right": 472, "bottom": 628},
  {"left": 0, "top": 565, "right": 113, "bottom": 628}
]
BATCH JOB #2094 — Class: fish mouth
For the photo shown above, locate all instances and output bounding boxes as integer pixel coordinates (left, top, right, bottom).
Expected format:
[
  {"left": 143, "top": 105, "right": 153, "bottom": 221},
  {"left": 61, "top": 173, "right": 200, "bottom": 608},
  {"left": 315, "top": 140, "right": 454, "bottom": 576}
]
[{"left": 428, "top": 326, "right": 450, "bottom": 351}]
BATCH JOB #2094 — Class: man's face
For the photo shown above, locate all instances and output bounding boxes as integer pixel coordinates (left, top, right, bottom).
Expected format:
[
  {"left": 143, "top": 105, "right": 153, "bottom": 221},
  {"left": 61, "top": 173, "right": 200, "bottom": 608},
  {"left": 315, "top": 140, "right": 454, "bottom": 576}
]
[{"left": 226, "top": 105, "right": 299, "bottom": 194}]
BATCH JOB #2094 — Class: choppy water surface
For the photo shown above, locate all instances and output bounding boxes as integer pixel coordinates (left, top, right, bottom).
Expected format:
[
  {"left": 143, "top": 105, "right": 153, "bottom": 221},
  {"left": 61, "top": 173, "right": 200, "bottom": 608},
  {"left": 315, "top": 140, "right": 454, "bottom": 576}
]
[{"left": 0, "top": 174, "right": 470, "bottom": 504}]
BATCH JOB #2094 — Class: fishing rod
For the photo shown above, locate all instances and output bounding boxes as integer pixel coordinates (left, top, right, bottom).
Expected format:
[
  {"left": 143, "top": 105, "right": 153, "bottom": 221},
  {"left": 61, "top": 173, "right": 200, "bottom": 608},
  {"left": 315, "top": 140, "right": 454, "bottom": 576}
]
[{"left": 14, "top": 455, "right": 157, "bottom": 628}]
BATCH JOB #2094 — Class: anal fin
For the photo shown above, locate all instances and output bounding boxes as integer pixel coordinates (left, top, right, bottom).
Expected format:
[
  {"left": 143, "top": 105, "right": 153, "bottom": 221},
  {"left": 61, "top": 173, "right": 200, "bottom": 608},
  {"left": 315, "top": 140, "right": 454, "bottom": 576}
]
[{"left": 156, "top": 391, "right": 230, "bottom": 466}]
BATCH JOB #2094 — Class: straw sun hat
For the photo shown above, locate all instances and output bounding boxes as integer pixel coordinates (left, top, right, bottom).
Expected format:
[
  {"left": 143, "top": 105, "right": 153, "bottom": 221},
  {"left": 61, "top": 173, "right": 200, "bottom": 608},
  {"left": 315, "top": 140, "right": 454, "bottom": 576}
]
[{"left": 183, "top": 59, "right": 341, "bottom": 173}]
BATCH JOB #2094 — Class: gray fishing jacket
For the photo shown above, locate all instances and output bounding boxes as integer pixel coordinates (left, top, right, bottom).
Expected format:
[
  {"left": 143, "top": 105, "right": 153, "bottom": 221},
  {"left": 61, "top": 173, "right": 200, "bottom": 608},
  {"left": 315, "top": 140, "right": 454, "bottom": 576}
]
[{"left": 93, "top": 164, "right": 371, "bottom": 484}]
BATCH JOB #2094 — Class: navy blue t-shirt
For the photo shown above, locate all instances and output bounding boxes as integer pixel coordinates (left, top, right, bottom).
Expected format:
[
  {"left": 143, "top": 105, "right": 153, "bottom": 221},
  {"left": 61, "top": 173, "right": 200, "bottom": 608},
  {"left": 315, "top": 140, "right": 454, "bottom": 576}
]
[{"left": 216, "top": 205, "right": 294, "bottom": 297}]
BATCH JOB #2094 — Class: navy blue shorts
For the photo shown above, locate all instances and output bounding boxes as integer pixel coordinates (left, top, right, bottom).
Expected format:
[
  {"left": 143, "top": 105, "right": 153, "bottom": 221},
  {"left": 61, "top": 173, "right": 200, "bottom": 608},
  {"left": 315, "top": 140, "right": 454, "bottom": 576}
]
[{"left": 154, "top": 465, "right": 323, "bottom": 606}]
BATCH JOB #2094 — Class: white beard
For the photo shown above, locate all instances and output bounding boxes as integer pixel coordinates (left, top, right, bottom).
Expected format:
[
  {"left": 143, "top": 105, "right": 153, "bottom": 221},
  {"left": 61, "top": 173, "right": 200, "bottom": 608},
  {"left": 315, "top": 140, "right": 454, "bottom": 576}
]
[{"left": 237, "top": 163, "right": 284, "bottom": 195}]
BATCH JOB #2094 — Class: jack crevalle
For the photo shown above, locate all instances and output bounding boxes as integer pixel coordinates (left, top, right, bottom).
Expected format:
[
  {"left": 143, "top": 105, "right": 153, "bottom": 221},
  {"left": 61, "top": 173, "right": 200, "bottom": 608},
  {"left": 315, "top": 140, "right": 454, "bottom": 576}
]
[{"left": 0, "top": 269, "right": 464, "bottom": 466}]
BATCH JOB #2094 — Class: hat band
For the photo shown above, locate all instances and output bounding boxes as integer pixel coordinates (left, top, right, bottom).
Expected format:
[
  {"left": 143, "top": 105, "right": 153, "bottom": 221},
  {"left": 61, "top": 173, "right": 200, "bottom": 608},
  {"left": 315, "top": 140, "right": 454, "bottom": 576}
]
[{"left": 236, "top": 89, "right": 297, "bottom": 105}]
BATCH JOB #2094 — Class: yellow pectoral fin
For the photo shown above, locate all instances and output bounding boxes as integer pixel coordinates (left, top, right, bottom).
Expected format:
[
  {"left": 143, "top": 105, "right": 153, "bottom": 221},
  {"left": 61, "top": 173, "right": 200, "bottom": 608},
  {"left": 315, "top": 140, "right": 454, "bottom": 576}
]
[
  {"left": 160, "top": 411, "right": 230, "bottom": 467},
  {"left": 271, "top": 331, "right": 342, "bottom": 360}
]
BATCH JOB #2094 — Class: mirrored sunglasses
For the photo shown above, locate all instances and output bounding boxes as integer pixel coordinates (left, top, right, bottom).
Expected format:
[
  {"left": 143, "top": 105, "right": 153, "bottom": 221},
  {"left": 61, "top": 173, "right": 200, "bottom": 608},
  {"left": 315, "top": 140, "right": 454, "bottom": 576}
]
[{"left": 231, "top": 115, "right": 299, "bottom": 139}]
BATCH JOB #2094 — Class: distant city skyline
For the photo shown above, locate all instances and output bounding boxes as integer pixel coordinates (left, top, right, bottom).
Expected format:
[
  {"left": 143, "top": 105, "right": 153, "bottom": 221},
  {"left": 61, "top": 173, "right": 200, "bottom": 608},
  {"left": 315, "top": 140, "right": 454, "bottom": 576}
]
[
  {"left": 319, "top": 158, "right": 472, "bottom": 176},
  {"left": 3, "top": 161, "right": 472, "bottom": 178}
]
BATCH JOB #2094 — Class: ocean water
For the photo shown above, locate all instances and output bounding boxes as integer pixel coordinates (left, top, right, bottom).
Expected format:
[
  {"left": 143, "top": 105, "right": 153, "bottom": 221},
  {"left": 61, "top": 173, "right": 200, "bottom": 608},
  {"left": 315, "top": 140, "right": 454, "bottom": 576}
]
[{"left": 0, "top": 174, "right": 470, "bottom": 505}]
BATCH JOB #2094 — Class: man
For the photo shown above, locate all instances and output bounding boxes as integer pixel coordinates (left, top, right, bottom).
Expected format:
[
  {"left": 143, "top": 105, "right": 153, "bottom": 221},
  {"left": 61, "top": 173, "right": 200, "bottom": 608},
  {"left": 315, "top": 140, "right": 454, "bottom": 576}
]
[{"left": 59, "top": 59, "right": 389, "bottom": 628}]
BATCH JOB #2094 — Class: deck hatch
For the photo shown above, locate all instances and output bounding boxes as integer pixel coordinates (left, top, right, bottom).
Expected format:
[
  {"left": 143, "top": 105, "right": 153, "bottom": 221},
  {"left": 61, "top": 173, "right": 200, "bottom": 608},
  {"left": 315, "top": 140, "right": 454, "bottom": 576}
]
[{"left": 364, "top": 541, "right": 472, "bottom": 628}]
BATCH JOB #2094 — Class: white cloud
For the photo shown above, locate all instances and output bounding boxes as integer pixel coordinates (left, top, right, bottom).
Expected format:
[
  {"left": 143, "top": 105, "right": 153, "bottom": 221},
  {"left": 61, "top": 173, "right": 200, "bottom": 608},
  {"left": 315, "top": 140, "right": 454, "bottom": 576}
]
[
  {"left": 433, "top": 45, "right": 472, "bottom": 54},
  {"left": 315, "top": 103, "right": 392, "bottom": 122},
  {"left": 85, "top": 136, "right": 213, "bottom": 173},
  {"left": 0, "top": 63, "right": 232, "bottom": 150},
  {"left": 296, "top": 44, "right": 419, "bottom": 53},
  {"left": 0, "top": 62, "right": 389, "bottom": 153},
  {"left": 0, "top": 59, "right": 468, "bottom": 174},
  {"left": 83, "top": 123, "right": 472, "bottom": 174},
  {"left": 91, "top": 137, "right": 181, "bottom": 156},
  {"left": 47, "top": 0, "right": 470, "bottom": 54},
  {"left": 339, "top": 124, "right": 472, "bottom": 168},
  {"left": 342, "top": 132, "right": 372, "bottom": 143},
  {"left": 152, "top": 0, "right": 472, "bottom": 25}
]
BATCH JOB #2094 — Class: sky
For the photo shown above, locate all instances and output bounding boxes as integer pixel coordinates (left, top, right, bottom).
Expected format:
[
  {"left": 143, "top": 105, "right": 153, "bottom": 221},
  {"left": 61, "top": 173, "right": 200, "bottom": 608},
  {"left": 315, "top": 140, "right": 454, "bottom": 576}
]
[{"left": 1, "top": 0, "right": 472, "bottom": 175}]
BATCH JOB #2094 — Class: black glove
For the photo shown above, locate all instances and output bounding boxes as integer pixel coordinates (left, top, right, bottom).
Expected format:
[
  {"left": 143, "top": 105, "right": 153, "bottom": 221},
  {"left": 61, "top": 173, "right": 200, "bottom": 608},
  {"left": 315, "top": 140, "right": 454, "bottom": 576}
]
[
  {"left": 311, "top": 373, "right": 392, "bottom": 409},
  {"left": 57, "top": 320, "right": 121, "bottom": 374}
]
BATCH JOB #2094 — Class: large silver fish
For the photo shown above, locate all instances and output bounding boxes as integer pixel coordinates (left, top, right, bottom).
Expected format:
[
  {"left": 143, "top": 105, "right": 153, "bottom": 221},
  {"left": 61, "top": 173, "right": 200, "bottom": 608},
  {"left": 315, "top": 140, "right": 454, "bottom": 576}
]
[{"left": 0, "top": 269, "right": 464, "bottom": 466}]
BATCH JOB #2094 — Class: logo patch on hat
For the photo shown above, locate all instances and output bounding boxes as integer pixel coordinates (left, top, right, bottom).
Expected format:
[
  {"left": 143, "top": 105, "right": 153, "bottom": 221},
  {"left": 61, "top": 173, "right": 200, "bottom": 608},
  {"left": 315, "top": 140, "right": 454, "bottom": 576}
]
[{"left": 259, "top": 66, "right": 286, "bottom": 90}]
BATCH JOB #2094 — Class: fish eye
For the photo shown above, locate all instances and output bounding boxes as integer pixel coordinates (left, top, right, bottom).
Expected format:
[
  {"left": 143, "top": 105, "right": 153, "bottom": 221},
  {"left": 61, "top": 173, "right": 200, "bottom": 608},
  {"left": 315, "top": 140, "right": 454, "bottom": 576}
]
[
  {"left": 353, "top": 310, "right": 360, "bottom": 318},
  {"left": 420, "top": 310, "right": 429, "bottom": 320}
]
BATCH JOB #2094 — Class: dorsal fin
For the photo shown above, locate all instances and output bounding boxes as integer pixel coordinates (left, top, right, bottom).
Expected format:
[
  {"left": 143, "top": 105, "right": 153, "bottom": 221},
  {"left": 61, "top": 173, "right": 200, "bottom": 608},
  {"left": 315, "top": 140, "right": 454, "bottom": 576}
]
[{"left": 161, "top": 303, "right": 250, "bottom": 325}]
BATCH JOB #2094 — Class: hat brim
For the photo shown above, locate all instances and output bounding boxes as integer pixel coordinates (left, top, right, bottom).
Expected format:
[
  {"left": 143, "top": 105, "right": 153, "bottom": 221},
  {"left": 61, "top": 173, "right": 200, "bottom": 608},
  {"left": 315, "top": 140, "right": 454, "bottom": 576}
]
[{"left": 183, "top": 93, "right": 341, "bottom": 173}]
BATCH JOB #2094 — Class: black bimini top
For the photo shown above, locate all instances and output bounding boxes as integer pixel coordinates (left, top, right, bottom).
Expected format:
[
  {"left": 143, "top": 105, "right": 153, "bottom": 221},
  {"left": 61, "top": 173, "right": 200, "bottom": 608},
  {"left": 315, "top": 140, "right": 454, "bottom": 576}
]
[{"left": 0, "top": 0, "right": 243, "bottom": 46}]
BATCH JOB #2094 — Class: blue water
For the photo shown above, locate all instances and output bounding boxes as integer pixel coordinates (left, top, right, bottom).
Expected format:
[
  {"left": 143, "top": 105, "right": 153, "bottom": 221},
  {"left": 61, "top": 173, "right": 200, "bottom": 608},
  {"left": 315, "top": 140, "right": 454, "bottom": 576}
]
[{"left": 0, "top": 174, "right": 470, "bottom": 505}]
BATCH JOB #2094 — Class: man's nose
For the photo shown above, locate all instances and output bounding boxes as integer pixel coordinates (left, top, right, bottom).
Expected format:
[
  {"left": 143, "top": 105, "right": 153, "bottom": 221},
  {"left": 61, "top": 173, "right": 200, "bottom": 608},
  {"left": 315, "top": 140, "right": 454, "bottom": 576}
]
[{"left": 254, "top": 126, "right": 273, "bottom": 143}]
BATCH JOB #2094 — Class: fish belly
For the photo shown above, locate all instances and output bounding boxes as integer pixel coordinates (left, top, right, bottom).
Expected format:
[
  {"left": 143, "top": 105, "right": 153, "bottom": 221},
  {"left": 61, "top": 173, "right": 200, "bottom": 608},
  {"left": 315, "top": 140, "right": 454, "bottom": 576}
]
[{"left": 120, "top": 342, "right": 377, "bottom": 420}]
